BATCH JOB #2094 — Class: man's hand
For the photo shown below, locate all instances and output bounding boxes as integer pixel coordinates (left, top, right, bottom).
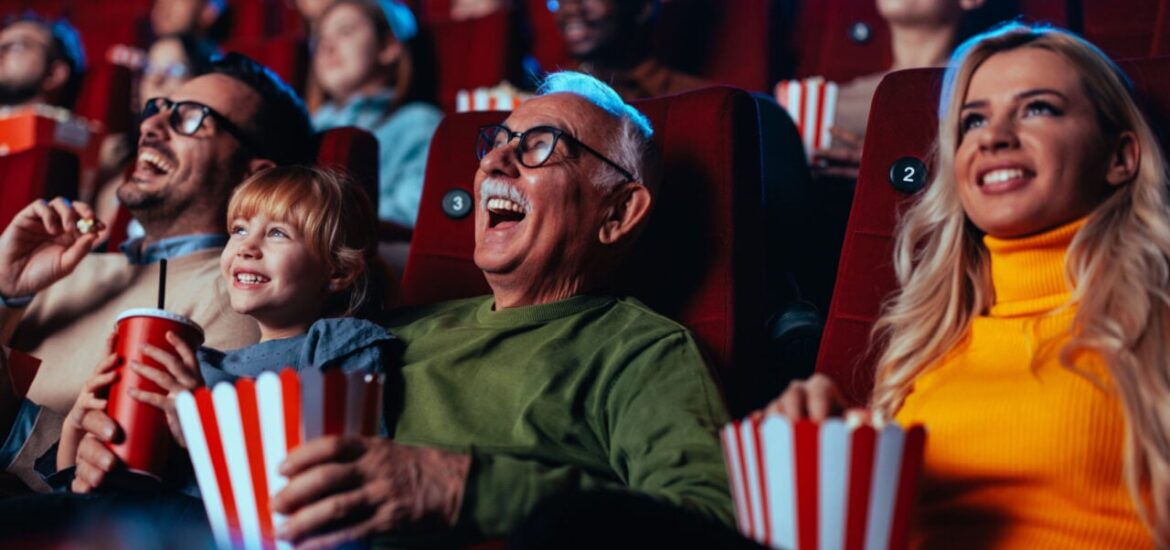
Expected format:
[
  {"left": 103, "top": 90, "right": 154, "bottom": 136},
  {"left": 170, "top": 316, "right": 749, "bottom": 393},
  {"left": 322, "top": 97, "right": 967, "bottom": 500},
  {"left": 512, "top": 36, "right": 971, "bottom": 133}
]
[
  {"left": 0, "top": 198, "right": 103, "bottom": 299},
  {"left": 272, "top": 437, "right": 472, "bottom": 550}
]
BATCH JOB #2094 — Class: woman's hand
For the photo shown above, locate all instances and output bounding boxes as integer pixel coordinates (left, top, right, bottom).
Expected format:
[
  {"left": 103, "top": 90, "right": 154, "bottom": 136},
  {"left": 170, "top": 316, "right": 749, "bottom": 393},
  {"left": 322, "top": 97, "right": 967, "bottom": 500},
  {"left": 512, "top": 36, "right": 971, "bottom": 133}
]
[
  {"left": 811, "top": 127, "right": 863, "bottom": 181},
  {"left": 764, "top": 373, "right": 849, "bottom": 421},
  {"left": 126, "top": 331, "right": 203, "bottom": 448}
]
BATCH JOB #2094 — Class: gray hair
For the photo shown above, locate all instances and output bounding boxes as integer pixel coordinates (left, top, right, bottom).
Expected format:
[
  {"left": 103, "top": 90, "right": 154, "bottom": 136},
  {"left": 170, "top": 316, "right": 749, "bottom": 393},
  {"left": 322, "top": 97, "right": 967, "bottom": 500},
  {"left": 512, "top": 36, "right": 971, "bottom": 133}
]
[{"left": 537, "top": 71, "right": 656, "bottom": 191}]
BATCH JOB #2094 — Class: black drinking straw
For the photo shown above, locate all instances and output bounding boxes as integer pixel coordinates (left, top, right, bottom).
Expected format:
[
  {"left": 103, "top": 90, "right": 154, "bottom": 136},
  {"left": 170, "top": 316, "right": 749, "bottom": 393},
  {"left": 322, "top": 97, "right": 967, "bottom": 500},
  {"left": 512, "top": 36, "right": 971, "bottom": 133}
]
[{"left": 158, "top": 258, "right": 167, "bottom": 310}]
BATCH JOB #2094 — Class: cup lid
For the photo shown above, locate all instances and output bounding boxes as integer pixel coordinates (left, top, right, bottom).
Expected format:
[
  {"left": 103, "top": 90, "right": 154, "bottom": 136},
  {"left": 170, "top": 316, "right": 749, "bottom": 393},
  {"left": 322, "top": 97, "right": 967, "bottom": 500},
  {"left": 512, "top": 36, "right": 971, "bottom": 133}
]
[{"left": 115, "top": 308, "right": 205, "bottom": 337}]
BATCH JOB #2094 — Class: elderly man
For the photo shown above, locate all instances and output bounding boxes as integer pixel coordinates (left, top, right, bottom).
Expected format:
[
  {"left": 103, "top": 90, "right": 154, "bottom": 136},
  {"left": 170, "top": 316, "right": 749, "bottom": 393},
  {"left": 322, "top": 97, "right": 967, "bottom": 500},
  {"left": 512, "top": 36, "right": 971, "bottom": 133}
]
[
  {"left": 271, "top": 71, "right": 732, "bottom": 548},
  {"left": 555, "top": 0, "right": 707, "bottom": 101},
  {"left": 0, "top": 13, "right": 85, "bottom": 109},
  {"left": 0, "top": 53, "right": 313, "bottom": 493}
]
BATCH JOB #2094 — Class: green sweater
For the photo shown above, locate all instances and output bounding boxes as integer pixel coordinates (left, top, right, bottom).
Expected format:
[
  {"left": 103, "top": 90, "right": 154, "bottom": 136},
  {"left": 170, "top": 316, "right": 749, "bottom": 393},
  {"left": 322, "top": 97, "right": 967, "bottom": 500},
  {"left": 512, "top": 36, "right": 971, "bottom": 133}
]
[{"left": 385, "top": 294, "right": 733, "bottom": 539}]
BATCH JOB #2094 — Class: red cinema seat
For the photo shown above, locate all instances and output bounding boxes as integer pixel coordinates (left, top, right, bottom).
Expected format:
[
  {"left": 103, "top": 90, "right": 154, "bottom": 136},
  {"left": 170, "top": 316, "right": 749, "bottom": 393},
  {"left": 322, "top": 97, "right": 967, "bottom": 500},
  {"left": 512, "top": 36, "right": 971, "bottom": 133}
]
[
  {"left": 815, "top": 56, "right": 1170, "bottom": 405},
  {"left": 315, "top": 126, "right": 380, "bottom": 214},
  {"left": 524, "top": 0, "right": 574, "bottom": 73},
  {"left": 1079, "top": 0, "right": 1168, "bottom": 59},
  {"left": 0, "top": 148, "right": 80, "bottom": 232},
  {"left": 656, "top": 0, "right": 774, "bottom": 92},
  {"left": 423, "top": 10, "right": 518, "bottom": 111},
  {"left": 793, "top": 0, "right": 891, "bottom": 82},
  {"left": 402, "top": 87, "right": 774, "bottom": 414}
]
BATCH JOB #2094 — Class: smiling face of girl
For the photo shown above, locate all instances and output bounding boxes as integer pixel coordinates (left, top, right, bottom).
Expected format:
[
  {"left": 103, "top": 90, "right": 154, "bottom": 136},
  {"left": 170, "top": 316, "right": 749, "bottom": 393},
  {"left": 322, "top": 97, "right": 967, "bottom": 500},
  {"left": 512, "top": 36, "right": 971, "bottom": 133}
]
[{"left": 220, "top": 213, "right": 333, "bottom": 341}]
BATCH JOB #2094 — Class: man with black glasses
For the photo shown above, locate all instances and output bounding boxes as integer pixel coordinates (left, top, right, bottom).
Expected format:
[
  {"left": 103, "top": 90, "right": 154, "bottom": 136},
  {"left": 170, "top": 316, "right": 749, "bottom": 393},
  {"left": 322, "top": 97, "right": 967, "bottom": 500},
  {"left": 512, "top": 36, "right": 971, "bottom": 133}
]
[
  {"left": 0, "top": 53, "right": 312, "bottom": 497},
  {"left": 270, "top": 71, "right": 734, "bottom": 548}
]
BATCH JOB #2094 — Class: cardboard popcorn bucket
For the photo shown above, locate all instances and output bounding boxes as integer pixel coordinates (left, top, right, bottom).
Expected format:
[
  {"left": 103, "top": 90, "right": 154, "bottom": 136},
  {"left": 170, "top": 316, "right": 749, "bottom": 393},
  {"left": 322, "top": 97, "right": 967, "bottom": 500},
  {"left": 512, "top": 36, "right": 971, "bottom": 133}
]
[
  {"left": 774, "top": 78, "right": 840, "bottom": 160},
  {"left": 722, "top": 415, "right": 926, "bottom": 550},
  {"left": 177, "top": 368, "right": 383, "bottom": 550}
]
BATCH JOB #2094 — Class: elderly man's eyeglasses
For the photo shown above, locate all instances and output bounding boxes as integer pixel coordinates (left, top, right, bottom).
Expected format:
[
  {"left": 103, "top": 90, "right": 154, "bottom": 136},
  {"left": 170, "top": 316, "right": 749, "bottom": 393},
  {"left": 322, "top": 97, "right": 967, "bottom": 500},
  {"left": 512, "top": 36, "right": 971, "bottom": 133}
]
[
  {"left": 476, "top": 124, "right": 635, "bottom": 183},
  {"left": 141, "top": 97, "right": 260, "bottom": 154}
]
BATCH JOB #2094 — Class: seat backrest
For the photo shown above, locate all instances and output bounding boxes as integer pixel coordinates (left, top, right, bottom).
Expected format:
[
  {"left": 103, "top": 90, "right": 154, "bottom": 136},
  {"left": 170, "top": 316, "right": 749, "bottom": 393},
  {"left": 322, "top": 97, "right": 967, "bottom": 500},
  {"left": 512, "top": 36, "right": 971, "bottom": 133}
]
[
  {"left": 0, "top": 148, "right": 79, "bottom": 231},
  {"left": 423, "top": 10, "right": 518, "bottom": 111},
  {"left": 815, "top": 56, "right": 1170, "bottom": 405},
  {"left": 1080, "top": 0, "right": 1167, "bottom": 58},
  {"left": 402, "top": 87, "right": 771, "bottom": 414},
  {"left": 315, "top": 126, "right": 380, "bottom": 210},
  {"left": 656, "top": 0, "right": 774, "bottom": 92},
  {"left": 793, "top": 0, "right": 891, "bottom": 82}
]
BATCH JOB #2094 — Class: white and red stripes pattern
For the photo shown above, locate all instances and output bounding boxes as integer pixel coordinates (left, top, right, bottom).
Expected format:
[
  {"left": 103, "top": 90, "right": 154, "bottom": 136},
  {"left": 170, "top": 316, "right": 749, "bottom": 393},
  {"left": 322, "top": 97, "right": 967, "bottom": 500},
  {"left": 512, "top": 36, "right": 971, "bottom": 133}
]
[
  {"left": 455, "top": 86, "right": 529, "bottom": 112},
  {"left": 721, "top": 416, "right": 925, "bottom": 550},
  {"left": 774, "top": 78, "right": 839, "bottom": 159},
  {"left": 176, "top": 368, "right": 383, "bottom": 550}
]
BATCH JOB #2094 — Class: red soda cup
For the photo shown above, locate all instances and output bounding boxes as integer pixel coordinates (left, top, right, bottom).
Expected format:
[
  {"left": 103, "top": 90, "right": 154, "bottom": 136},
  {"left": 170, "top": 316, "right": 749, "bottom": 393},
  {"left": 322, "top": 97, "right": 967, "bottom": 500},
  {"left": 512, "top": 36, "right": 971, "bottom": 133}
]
[{"left": 106, "top": 308, "right": 204, "bottom": 479}]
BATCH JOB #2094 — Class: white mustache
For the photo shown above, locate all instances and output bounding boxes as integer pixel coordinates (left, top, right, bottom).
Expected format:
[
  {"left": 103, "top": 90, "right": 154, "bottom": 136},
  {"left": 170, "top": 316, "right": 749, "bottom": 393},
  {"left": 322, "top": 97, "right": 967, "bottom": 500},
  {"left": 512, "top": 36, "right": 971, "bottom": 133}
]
[{"left": 479, "top": 178, "right": 532, "bottom": 212}]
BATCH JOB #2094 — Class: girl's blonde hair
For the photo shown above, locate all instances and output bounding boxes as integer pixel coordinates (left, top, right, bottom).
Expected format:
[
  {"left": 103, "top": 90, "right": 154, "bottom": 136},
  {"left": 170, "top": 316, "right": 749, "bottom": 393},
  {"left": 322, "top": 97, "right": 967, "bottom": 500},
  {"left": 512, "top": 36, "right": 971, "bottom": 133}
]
[
  {"left": 870, "top": 23, "right": 1170, "bottom": 544},
  {"left": 226, "top": 166, "right": 381, "bottom": 318}
]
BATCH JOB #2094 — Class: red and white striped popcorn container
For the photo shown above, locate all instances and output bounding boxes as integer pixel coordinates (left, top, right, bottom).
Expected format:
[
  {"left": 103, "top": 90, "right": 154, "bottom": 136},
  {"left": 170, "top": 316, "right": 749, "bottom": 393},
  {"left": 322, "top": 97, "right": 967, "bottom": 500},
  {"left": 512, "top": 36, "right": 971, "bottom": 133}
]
[
  {"left": 454, "top": 86, "right": 530, "bottom": 113},
  {"left": 721, "top": 415, "right": 926, "bottom": 550},
  {"left": 774, "top": 78, "right": 840, "bottom": 160},
  {"left": 176, "top": 368, "right": 383, "bottom": 550}
]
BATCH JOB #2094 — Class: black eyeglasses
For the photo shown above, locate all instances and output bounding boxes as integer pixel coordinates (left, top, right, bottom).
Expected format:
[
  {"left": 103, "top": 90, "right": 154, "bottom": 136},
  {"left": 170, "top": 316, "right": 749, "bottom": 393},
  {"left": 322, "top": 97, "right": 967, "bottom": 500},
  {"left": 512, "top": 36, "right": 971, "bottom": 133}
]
[
  {"left": 476, "top": 124, "right": 635, "bottom": 183},
  {"left": 141, "top": 97, "right": 260, "bottom": 155}
]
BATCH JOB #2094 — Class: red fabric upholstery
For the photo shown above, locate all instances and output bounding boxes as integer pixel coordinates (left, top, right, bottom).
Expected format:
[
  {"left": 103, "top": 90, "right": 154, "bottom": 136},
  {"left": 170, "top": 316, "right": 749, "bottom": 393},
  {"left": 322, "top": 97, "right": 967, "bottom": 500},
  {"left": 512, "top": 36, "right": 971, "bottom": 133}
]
[
  {"left": 424, "top": 10, "right": 517, "bottom": 111},
  {"left": 656, "top": 0, "right": 774, "bottom": 92},
  {"left": 813, "top": 68, "right": 942, "bottom": 405},
  {"left": 814, "top": 56, "right": 1170, "bottom": 405},
  {"left": 0, "top": 148, "right": 80, "bottom": 232},
  {"left": 401, "top": 87, "right": 770, "bottom": 413},
  {"left": 315, "top": 126, "right": 380, "bottom": 211},
  {"left": 1080, "top": 0, "right": 1168, "bottom": 58},
  {"left": 525, "top": 0, "right": 574, "bottom": 73},
  {"left": 794, "top": 0, "right": 891, "bottom": 82}
]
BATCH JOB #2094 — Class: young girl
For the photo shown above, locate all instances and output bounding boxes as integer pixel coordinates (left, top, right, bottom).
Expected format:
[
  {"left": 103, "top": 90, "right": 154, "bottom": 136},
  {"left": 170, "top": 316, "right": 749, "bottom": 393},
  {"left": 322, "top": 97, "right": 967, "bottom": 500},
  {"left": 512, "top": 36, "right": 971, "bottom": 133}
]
[
  {"left": 59, "top": 165, "right": 394, "bottom": 488},
  {"left": 769, "top": 23, "right": 1170, "bottom": 547}
]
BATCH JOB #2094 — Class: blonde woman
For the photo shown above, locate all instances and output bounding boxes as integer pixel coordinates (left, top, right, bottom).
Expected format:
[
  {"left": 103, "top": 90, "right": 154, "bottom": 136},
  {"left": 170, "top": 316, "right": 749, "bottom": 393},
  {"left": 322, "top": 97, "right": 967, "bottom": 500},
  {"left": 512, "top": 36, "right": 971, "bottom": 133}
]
[{"left": 769, "top": 23, "right": 1170, "bottom": 548}]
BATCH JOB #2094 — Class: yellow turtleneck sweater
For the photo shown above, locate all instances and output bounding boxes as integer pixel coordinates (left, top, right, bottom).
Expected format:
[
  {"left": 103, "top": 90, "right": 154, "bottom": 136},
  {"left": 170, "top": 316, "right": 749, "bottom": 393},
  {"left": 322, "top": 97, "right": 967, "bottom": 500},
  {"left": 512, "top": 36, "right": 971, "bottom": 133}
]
[{"left": 894, "top": 218, "right": 1150, "bottom": 549}]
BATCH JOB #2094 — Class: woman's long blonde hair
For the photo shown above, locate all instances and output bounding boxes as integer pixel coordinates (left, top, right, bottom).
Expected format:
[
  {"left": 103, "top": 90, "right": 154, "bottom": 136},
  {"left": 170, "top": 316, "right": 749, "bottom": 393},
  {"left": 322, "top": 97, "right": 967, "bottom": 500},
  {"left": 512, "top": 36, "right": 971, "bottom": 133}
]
[{"left": 869, "top": 23, "right": 1170, "bottom": 544}]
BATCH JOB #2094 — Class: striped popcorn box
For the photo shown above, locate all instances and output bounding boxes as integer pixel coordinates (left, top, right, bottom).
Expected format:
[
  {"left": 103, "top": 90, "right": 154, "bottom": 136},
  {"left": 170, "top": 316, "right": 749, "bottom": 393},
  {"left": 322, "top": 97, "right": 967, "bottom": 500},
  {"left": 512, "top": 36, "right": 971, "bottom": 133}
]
[
  {"left": 454, "top": 86, "right": 530, "bottom": 113},
  {"left": 721, "top": 415, "right": 926, "bottom": 550},
  {"left": 176, "top": 368, "right": 383, "bottom": 550},
  {"left": 774, "top": 78, "right": 839, "bottom": 159},
  {"left": 1, "top": 346, "right": 41, "bottom": 398}
]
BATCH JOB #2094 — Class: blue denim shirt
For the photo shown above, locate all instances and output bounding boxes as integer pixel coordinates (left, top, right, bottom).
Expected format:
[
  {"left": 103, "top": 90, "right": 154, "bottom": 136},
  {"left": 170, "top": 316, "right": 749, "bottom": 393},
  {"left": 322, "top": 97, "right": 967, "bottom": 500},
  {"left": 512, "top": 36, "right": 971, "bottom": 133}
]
[{"left": 313, "top": 89, "right": 443, "bottom": 228}]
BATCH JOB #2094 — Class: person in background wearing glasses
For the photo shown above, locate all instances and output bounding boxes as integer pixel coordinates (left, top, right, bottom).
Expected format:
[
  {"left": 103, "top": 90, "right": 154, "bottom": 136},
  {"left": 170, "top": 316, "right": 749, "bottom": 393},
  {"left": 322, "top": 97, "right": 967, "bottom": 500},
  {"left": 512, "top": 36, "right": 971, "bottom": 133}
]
[
  {"left": 268, "top": 70, "right": 736, "bottom": 548},
  {"left": 0, "top": 13, "right": 84, "bottom": 110},
  {"left": 0, "top": 54, "right": 311, "bottom": 505}
]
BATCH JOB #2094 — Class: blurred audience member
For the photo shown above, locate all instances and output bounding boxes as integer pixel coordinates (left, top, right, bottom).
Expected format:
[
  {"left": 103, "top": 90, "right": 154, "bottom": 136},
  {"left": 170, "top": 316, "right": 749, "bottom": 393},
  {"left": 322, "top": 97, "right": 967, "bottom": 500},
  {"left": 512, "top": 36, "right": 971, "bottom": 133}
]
[
  {"left": 0, "top": 13, "right": 85, "bottom": 110},
  {"left": 554, "top": 0, "right": 707, "bottom": 101},
  {"left": 313, "top": 0, "right": 442, "bottom": 231},
  {"left": 817, "top": 0, "right": 1015, "bottom": 179},
  {"left": 296, "top": 0, "right": 338, "bottom": 33},
  {"left": 450, "top": 0, "right": 511, "bottom": 20},
  {"left": 150, "top": 0, "right": 229, "bottom": 43}
]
